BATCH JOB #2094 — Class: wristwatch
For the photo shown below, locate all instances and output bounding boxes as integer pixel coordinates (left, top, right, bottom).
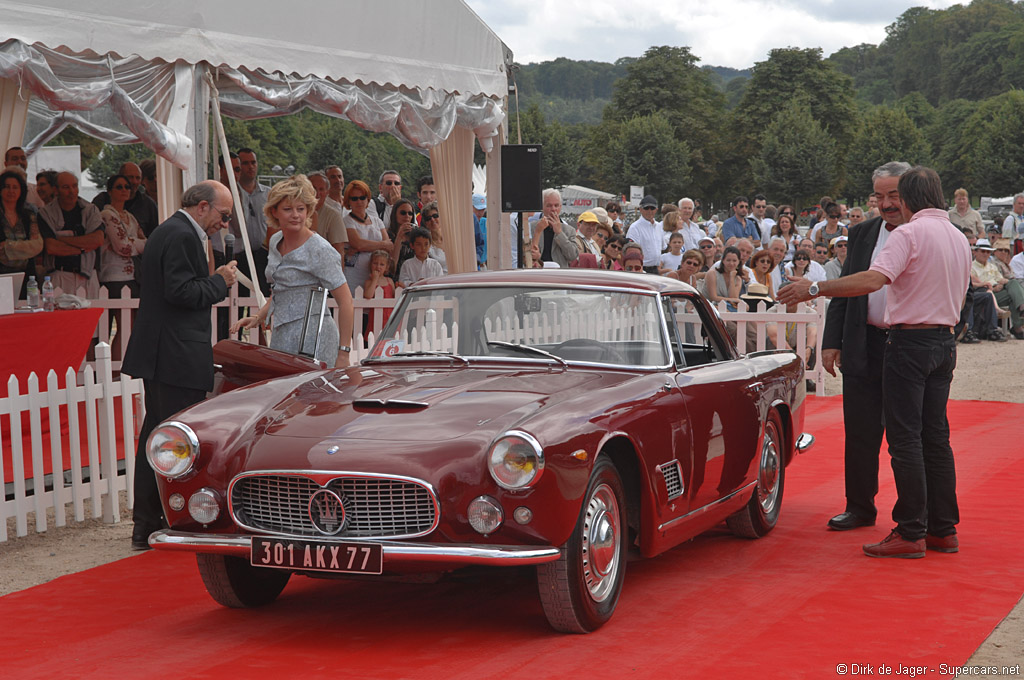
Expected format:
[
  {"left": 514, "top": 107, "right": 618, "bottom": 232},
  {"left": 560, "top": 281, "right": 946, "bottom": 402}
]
[
  {"left": 338, "top": 345, "right": 352, "bottom": 353},
  {"left": 808, "top": 282, "right": 819, "bottom": 298}
]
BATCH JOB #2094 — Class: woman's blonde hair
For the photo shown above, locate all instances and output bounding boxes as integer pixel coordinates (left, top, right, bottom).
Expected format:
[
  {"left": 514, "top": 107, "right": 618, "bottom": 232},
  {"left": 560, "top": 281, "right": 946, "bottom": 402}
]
[{"left": 264, "top": 174, "right": 317, "bottom": 230}]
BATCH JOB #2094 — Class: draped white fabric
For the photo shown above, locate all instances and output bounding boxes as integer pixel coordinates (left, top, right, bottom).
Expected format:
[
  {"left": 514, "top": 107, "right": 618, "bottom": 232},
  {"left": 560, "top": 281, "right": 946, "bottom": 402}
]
[{"left": 430, "top": 126, "right": 476, "bottom": 275}]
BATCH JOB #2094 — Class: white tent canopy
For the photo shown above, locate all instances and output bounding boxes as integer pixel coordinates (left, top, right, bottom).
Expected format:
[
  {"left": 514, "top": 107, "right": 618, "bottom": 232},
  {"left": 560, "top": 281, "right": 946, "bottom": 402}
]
[
  {"left": 0, "top": 0, "right": 513, "bottom": 272},
  {"left": 559, "top": 185, "right": 617, "bottom": 215}
]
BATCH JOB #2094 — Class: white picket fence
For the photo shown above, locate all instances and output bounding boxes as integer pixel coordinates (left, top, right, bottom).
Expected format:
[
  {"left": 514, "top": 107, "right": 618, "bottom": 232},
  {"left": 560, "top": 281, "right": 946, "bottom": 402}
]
[
  {"left": 2, "top": 286, "right": 824, "bottom": 543},
  {"left": 1, "top": 343, "right": 142, "bottom": 542}
]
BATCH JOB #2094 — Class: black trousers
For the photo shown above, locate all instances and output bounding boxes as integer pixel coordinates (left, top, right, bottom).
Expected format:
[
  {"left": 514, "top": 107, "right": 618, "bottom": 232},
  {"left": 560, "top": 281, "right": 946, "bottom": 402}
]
[
  {"left": 840, "top": 325, "right": 887, "bottom": 520},
  {"left": 133, "top": 379, "right": 206, "bottom": 530},
  {"left": 882, "top": 327, "right": 959, "bottom": 540}
]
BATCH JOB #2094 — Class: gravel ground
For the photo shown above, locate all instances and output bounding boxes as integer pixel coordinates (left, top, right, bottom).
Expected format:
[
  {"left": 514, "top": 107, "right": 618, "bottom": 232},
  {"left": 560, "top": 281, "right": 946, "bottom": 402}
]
[{"left": 2, "top": 340, "right": 1023, "bottom": 664}]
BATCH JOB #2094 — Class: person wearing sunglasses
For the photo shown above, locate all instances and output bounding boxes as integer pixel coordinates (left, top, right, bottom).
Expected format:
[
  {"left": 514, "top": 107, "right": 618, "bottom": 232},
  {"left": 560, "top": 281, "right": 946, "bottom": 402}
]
[
  {"left": 373, "top": 170, "right": 403, "bottom": 225},
  {"left": 122, "top": 180, "right": 237, "bottom": 550},
  {"left": 98, "top": 173, "right": 147, "bottom": 309},
  {"left": 387, "top": 198, "right": 418, "bottom": 281},
  {"left": 604, "top": 201, "right": 624, "bottom": 233},
  {"left": 343, "top": 180, "right": 392, "bottom": 293},
  {"left": 811, "top": 201, "right": 847, "bottom": 247},
  {"left": 824, "top": 235, "right": 849, "bottom": 280},
  {"left": 419, "top": 200, "right": 449, "bottom": 273}
]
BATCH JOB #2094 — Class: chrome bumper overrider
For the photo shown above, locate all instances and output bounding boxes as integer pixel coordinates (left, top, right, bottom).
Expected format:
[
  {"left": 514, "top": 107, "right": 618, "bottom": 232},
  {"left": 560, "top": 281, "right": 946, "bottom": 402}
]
[
  {"left": 149, "top": 530, "right": 561, "bottom": 566},
  {"left": 796, "top": 432, "right": 815, "bottom": 453}
]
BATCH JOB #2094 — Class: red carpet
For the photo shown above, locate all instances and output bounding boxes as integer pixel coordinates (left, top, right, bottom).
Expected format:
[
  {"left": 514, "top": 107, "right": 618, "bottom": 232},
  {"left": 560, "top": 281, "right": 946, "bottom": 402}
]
[{"left": 2, "top": 397, "right": 1022, "bottom": 679}]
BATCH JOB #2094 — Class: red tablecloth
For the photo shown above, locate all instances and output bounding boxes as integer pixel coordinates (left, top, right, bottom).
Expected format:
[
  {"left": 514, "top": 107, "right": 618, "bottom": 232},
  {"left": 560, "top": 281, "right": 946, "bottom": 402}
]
[{"left": 0, "top": 308, "right": 103, "bottom": 392}]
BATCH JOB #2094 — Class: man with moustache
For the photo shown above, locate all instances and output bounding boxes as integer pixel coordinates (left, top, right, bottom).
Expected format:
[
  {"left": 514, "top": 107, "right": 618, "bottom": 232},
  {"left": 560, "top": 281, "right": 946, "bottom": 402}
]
[
  {"left": 809, "top": 162, "right": 911, "bottom": 532},
  {"left": 780, "top": 166, "right": 969, "bottom": 558}
]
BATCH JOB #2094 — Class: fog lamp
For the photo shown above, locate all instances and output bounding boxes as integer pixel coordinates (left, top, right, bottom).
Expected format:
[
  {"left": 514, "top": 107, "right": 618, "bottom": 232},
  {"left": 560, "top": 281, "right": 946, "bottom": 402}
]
[
  {"left": 468, "top": 496, "right": 503, "bottom": 535},
  {"left": 188, "top": 488, "right": 221, "bottom": 524}
]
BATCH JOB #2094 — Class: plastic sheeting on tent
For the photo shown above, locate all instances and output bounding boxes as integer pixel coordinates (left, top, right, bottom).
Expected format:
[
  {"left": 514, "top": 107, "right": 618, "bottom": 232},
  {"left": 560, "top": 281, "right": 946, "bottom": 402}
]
[
  {"left": 0, "top": 0, "right": 513, "bottom": 272},
  {"left": 0, "top": 0, "right": 511, "bottom": 170}
]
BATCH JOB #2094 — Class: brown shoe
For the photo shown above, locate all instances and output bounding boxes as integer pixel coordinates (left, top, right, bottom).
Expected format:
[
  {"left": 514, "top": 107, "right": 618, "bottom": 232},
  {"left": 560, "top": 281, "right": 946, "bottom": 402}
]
[
  {"left": 926, "top": 533, "right": 959, "bottom": 553},
  {"left": 863, "top": 529, "right": 925, "bottom": 559}
]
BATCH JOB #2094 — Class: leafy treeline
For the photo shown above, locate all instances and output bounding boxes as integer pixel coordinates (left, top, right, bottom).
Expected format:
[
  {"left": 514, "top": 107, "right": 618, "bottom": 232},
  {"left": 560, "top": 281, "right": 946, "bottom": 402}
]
[{"left": 67, "top": 0, "right": 1024, "bottom": 210}]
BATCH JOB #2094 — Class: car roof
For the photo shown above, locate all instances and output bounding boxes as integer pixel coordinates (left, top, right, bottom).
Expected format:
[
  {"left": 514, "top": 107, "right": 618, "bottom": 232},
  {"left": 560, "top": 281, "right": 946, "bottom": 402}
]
[{"left": 410, "top": 268, "right": 699, "bottom": 295}]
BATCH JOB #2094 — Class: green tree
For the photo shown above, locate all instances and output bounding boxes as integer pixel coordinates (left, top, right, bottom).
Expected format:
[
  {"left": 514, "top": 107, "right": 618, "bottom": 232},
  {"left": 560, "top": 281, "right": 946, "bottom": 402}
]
[
  {"left": 44, "top": 127, "right": 105, "bottom": 169},
  {"left": 86, "top": 142, "right": 154, "bottom": 189},
  {"left": 749, "top": 102, "right": 837, "bottom": 210},
  {"left": 507, "top": 103, "right": 582, "bottom": 187},
  {"left": 588, "top": 113, "right": 691, "bottom": 202},
  {"left": 604, "top": 46, "right": 726, "bottom": 195},
  {"left": 961, "top": 89, "right": 1024, "bottom": 195},
  {"left": 844, "top": 106, "right": 930, "bottom": 200},
  {"left": 927, "top": 98, "right": 976, "bottom": 193},
  {"left": 733, "top": 48, "right": 857, "bottom": 188}
]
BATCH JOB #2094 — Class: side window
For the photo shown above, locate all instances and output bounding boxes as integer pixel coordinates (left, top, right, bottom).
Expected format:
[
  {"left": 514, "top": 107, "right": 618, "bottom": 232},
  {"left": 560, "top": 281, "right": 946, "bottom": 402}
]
[{"left": 665, "top": 295, "right": 730, "bottom": 368}]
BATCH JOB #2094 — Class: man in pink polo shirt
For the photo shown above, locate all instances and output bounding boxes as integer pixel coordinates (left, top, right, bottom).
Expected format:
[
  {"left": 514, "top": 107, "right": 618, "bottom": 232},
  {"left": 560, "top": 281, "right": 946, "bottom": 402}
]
[{"left": 779, "top": 166, "right": 970, "bottom": 559}]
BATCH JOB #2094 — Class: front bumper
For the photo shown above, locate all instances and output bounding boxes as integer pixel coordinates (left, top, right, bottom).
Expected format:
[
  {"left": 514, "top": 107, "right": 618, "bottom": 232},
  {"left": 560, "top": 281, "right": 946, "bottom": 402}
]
[
  {"left": 796, "top": 432, "right": 815, "bottom": 453},
  {"left": 149, "top": 530, "right": 561, "bottom": 566}
]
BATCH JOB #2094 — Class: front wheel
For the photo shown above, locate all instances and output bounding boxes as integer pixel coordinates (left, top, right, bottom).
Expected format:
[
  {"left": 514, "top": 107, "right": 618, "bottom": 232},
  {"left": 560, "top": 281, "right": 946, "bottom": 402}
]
[
  {"left": 537, "top": 455, "right": 627, "bottom": 633},
  {"left": 727, "top": 410, "right": 786, "bottom": 538},
  {"left": 196, "top": 553, "right": 291, "bottom": 608}
]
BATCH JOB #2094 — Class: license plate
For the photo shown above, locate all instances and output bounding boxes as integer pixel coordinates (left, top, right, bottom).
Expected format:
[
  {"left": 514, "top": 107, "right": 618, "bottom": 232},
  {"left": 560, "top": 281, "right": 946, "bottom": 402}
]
[{"left": 251, "top": 537, "right": 383, "bottom": 574}]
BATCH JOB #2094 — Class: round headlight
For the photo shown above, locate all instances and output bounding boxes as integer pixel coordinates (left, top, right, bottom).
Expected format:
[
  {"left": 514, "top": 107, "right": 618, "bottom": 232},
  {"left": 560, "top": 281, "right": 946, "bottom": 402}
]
[
  {"left": 147, "top": 421, "right": 199, "bottom": 479},
  {"left": 188, "top": 488, "right": 221, "bottom": 524},
  {"left": 468, "top": 496, "right": 503, "bottom": 535},
  {"left": 487, "top": 431, "right": 544, "bottom": 490}
]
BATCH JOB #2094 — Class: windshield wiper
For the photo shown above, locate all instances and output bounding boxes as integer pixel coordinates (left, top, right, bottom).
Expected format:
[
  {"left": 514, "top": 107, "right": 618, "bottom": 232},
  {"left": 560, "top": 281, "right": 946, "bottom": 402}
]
[
  {"left": 487, "top": 341, "right": 568, "bottom": 367},
  {"left": 364, "top": 350, "right": 469, "bottom": 365}
]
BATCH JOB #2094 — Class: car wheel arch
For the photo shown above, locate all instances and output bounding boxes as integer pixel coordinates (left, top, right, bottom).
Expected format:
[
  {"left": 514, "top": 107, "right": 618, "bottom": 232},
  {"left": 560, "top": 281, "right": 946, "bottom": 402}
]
[
  {"left": 598, "top": 436, "right": 643, "bottom": 548},
  {"left": 767, "top": 399, "right": 794, "bottom": 466}
]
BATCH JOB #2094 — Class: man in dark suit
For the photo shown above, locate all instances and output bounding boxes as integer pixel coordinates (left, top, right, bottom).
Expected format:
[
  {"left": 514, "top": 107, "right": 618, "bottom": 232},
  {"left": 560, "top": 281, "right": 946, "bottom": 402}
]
[
  {"left": 121, "top": 180, "right": 238, "bottom": 550},
  {"left": 820, "top": 161, "right": 910, "bottom": 531}
]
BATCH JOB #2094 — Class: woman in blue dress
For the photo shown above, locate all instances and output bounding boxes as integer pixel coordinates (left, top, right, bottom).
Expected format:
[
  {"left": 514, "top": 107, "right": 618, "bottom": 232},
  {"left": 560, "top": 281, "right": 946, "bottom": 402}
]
[{"left": 232, "top": 175, "right": 354, "bottom": 367}]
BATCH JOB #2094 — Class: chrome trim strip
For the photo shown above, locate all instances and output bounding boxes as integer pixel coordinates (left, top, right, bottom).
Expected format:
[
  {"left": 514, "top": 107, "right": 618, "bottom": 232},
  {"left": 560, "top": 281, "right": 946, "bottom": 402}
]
[
  {"left": 227, "top": 470, "right": 441, "bottom": 540},
  {"left": 796, "top": 433, "right": 815, "bottom": 453},
  {"left": 149, "top": 530, "right": 561, "bottom": 566},
  {"left": 656, "top": 480, "right": 757, "bottom": 532}
]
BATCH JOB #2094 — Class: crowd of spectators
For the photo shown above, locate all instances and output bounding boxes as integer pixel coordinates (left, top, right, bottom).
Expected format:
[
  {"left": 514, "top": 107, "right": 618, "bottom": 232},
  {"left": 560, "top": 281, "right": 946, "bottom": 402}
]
[{"left": 7, "top": 143, "right": 1023, "bottom": 349}]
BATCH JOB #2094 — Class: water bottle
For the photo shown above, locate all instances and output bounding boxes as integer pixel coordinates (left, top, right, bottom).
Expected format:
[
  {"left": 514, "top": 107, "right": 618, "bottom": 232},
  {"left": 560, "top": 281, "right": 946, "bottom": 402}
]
[
  {"left": 26, "top": 275, "right": 39, "bottom": 309},
  {"left": 42, "top": 276, "right": 55, "bottom": 312}
]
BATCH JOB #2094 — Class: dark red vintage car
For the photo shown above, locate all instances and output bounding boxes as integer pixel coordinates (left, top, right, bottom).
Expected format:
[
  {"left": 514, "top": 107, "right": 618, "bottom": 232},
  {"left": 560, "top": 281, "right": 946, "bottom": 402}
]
[{"left": 148, "top": 269, "right": 813, "bottom": 632}]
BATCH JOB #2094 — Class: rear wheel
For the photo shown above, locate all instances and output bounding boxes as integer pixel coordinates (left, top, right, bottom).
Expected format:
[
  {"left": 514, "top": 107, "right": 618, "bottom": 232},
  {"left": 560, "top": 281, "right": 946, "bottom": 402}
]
[
  {"left": 196, "top": 553, "right": 291, "bottom": 608},
  {"left": 537, "top": 455, "right": 627, "bottom": 633},
  {"left": 727, "top": 410, "right": 785, "bottom": 538}
]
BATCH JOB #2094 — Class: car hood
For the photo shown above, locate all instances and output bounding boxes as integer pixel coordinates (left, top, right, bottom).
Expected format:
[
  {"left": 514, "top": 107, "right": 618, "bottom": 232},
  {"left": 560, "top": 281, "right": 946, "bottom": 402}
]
[{"left": 260, "top": 364, "right": 617, "bottom": 441}]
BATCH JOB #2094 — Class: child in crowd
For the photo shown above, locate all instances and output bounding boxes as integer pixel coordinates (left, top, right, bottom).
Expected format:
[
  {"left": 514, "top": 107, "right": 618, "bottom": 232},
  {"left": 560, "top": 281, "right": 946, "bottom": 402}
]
[
  {"left": 398, "top": 228, "right": 444, "bottom": 287},
  {"left": 659, "top": 232, "right": 685, "bottom": 275}
]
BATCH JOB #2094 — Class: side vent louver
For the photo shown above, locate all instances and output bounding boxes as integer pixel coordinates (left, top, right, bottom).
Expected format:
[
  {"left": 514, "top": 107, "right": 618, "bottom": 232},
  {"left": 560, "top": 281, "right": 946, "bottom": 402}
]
[{"left": 659, "top": 460, "right": 684, "bottom": 500}]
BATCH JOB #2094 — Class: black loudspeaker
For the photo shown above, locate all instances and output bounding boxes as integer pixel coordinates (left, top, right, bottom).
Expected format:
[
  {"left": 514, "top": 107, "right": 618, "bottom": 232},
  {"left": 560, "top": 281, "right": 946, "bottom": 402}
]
[{"left": 501, "top": 144, "right": 543, "bottom": 212}]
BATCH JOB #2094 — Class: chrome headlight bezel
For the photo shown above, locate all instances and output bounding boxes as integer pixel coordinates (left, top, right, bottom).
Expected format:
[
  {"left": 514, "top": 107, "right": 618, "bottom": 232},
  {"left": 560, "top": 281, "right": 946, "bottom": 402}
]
[
  {"left": 146, "top": 421, "right": 200, "bottom": 479},
  {"left": 487, "top": 430, "right": 545, "bottom": 490}
]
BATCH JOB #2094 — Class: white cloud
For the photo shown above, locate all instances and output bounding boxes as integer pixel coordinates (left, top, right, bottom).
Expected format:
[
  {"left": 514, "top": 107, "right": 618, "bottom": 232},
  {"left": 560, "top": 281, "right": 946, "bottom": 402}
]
[{"left": 467, "top": 0, "right": 964, "bottom": 68}]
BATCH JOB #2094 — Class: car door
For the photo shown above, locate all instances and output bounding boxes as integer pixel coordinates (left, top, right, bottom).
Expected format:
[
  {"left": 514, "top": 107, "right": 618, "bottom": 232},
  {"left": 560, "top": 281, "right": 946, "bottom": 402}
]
[{"left": 663, "top": 294, "right": 762, "bottom": 513}]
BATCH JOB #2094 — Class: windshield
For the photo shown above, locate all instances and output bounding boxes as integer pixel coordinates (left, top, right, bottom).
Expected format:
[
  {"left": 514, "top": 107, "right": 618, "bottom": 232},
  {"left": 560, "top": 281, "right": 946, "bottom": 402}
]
[{"left": 367, "top": 286, "right": 670, "bottom": 368}]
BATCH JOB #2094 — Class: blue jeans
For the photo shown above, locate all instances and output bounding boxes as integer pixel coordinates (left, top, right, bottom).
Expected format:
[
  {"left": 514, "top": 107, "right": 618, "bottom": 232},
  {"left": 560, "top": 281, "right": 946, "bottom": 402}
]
[{"left": 882, "top": 327, "right": 959, "bottom": 540}]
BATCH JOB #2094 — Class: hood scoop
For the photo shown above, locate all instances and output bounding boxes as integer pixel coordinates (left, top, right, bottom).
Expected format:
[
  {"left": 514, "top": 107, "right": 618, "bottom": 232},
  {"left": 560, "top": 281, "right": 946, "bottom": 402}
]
[{"left": 352, "top": 398, "right": 429, "bottom": 410}]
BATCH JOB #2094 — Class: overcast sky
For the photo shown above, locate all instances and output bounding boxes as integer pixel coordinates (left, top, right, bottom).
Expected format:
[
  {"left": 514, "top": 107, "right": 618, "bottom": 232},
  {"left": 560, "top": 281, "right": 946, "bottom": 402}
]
[{"left": 466, "top": 0, "right": 964, "bottom": 70}]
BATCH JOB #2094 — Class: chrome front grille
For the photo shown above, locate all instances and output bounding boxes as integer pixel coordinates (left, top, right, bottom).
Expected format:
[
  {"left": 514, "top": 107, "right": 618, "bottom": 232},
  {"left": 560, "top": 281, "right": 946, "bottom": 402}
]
[
  {"left": 659, "top": 460, "right": 684, "bottom": 500},
  {"left": 230, "top": 473, "right": 438, "bottom": 539}
]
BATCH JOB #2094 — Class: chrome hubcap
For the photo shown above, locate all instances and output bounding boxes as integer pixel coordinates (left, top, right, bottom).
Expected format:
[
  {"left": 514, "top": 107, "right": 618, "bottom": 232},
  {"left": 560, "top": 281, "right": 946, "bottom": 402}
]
[
  {"left": 581, "top": 483, "right": 621, "bottom": 602},
  {"left": 758, "top": 423, "right": 781, "bottom": 515}
]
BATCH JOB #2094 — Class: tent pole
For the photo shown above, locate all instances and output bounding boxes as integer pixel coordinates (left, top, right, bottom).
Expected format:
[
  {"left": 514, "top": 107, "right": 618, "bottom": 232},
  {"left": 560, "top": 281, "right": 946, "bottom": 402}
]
[{"left": 204, "top": 72, "right": 265, "bottom": 308}]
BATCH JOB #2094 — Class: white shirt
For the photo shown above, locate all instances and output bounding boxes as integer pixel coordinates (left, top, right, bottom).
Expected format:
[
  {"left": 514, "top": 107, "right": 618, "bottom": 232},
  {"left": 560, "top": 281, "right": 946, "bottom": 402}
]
[
  {"left": 627, "top": 217, "right": 662, "bottom": 266},
  {"left": 1010, "top": 252, "right": 1024, "bottom": 279},
  {"left": 784, "top": 260, "right": 827, "bottom": 283},
  {"left": 678, "top": 220, "right": 705, "bottom": 252},
  {"left": 867, "top": 224, "right": 894, "bottom": 328},
  {"left": 1003, "top": 212, "right": 1024, "bottom": 240},
  {"left": 660, "top": 251, "right": 683, "bottom": 271},
  {"left": 399, "top": 255, "right": 444, "bottom": 287}
]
